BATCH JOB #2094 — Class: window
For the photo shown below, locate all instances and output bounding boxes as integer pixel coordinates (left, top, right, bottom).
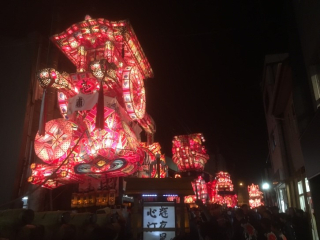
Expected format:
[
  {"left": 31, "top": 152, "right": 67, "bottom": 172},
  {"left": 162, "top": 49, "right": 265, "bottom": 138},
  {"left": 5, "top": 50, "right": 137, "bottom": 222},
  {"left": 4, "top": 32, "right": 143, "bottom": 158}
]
[
  {"left": 299, "top": 196, "right": 306, "bottom": 212},
  {"left": 297, "top": 180, "right": 306, "bottom": 211},
  {"left": 278, "top": 188, "right": 287, "bottom": 213},
  {"left": 305, "top": 178, "right": 310, "bottom": 192},
  {"left": 297, "top": 181, "right": 303, "bottom": 195},
  {"left": 309, "top": 65, "right": 320, "bottom": 108},
  {"left": 276, "top": 184, "right": 288, "bottom": 213},
  {"left": 22, "top": 197, "right": 28, "bottom": 209}
]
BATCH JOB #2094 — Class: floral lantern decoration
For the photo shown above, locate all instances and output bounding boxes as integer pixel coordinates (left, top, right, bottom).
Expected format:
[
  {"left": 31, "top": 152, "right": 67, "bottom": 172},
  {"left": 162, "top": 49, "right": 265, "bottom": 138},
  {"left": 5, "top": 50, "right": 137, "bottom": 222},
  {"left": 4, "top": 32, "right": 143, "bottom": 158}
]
[
  {"left": 172, "top": 133, "right": 209, "bottom": 172},
  {"left": 29, "top": 16, "right": 156, "bottom": 189}
]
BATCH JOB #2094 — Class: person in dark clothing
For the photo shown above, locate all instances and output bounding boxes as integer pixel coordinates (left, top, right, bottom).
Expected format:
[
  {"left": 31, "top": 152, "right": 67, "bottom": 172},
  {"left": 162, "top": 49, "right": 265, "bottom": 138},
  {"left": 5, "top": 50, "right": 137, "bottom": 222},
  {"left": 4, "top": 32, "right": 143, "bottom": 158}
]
[
  {"left": 294, "top": 209, "right": 312, "bottom": 240},
  {"left": 196, "top": 200, "right": 230, "bottom": 240},
  {"left": 241, "top": 204, "right": 251, "bottom": 222},
  {"left": 188, "top": 208, "right": 202, "bottom": 240},
  {"left": 270, "top": 206, "right": 281, "bottom": 224},
  {"left": 261, "top": 210, "right": 273, "bottom": 220},
  {"left": 258, "top": 218, "right": 273, "bottom": 240},
  {"left": 279, "top": 213, "right": 296, "bottom": 240},
  {"left": 233, "top": 208, "right": 257, "bottom": 240},
  {"left": 271, "top": 221, "right": 287, "bottom": 240}
]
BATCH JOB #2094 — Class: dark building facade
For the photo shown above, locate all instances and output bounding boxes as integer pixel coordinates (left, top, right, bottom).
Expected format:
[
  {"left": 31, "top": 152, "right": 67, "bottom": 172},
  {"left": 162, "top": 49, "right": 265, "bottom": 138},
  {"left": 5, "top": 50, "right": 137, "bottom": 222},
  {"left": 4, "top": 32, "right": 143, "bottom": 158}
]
[
  {"left": 262, "top": 1, "right": 320, "bottom": 238},
  {"left": 0, "top": 32, "right": 61, "bottom": 210},
  {"left": 291, "top": 0, "right": 320, "bottom": 237}
]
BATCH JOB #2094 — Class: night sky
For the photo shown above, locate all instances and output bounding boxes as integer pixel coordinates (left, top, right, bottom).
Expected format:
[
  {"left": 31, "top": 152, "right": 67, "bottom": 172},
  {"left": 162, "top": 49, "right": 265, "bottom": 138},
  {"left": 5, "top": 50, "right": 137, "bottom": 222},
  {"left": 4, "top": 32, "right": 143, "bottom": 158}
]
[{"left": 2, "top": 0, "right": 288, "bottom": 185}]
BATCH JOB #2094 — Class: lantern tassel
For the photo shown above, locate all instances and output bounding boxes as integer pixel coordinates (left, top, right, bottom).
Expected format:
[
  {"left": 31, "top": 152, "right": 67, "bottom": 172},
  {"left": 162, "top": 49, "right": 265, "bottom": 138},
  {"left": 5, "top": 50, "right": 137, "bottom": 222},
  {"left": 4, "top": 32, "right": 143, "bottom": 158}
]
[
  {"left": 38, "top": 89, "right": 47, "bottom": 136},
  {"left": 96, "top": 82, "right": 104, "bottom": 129}
]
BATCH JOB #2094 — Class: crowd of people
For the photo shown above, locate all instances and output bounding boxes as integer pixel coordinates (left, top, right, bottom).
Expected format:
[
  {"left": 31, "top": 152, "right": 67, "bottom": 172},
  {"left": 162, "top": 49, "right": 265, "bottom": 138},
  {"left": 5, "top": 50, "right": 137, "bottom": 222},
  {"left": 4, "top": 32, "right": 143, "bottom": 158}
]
[
  {"left": 180, "top": 200, "right": 313, "bottom": 240},
  {"left": 90, "top": 201, "right": 313, "bottom": 240}
]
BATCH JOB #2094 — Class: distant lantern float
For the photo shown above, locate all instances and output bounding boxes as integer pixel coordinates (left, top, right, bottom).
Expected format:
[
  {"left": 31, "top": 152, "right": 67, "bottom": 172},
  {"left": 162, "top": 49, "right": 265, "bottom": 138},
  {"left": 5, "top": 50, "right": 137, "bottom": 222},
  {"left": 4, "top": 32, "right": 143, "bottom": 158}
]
[
  {"left": 181, "top": 176, "right": 208, "bottom": 204},
  {"left": 215, "top": 171, "right": 234, "bottom": 192},
  {"left": 192, "top": 176, "right": 208, "bottom": 204},
  {"left": 29, "top": 16, "right": 156, "bottom": 189},
  {"left": 248, "top": 184, "right": 264, "bottom": 208},
  {"left": 138, "top": 142, "right": 168, "bottom": 178},
  {"left": 208, "top": 171, "right": 238, "bottom": 207},
  {"left": 172, "top": 133, "right": 209, "bottom": 172}
]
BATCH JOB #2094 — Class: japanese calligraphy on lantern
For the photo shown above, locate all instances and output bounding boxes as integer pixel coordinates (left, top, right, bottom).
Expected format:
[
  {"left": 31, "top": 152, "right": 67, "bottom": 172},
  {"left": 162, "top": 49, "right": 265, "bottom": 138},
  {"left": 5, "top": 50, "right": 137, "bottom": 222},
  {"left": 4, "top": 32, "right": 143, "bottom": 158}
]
[{"left": 143, "top": 202, "right": 175, "bottom": 240}]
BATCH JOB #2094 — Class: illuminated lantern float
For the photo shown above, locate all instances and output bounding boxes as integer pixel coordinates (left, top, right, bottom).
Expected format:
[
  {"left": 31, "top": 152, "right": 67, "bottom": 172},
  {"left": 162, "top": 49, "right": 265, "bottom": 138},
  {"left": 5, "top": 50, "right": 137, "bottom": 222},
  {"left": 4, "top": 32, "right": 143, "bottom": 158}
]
[
  {"left": 172, "top": 133, "right": 209, "bottom": 172},
  {"left": 171, "top": 134, "right": 209, "bottom": 204},
  {"left": 248, "top": 184, "right": 264, "bottom": 208},
  {"left": 183, "top": 176, "right": 208, "bottom": 204},
  {"left": 29, "top": 16, "right": 159, "bottom": 189},
  {"left": 208, "top": 172, "right": 238, "bottom": 207},
  {"left": 139, "top": 142, "right": 168, "bottom": 178}
]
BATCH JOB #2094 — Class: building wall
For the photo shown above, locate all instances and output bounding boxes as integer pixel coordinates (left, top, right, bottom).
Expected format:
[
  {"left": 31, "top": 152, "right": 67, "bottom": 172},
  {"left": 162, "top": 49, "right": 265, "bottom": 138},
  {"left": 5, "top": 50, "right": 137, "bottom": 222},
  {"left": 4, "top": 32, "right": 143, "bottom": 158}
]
[
  {"left": 282, "top": 95, "right": 305, "bottom": 173},
  {"left": 0, "top": 32, "right": 61, "bottom": 210},
  {"left": 263, "top": 57, "right": 290, "bottom": 182},
  {"left": 289, "top": 1, "right": 320, "bottom": 235},
  {"left": 261, "top": 55, "right": 313, "bottom": 218},
  {"left": 0, "top": 34, "right": 39, "bottom": 208}
]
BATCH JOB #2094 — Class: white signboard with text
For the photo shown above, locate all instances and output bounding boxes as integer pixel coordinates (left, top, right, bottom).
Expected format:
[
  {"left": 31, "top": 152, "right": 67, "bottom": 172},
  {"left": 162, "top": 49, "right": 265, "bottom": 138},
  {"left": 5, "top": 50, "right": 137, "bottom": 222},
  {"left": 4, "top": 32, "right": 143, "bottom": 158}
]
[
  {"left": 143, "top": 231, "right": 175, "bottom": 240},
  {"left": 143, "top": 202, "right": 176, "bottom": 240}
]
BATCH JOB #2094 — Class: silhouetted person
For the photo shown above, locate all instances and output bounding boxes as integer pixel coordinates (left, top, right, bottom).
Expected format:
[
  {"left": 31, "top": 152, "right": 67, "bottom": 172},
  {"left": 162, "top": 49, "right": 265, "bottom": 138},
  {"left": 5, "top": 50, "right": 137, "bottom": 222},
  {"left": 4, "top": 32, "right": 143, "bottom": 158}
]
[
  {"left": 233, "top": 208, "right": 257, "bottom": 240},
  {"left": 279, "top": 213, "right": 296, "bottom": 240},
  {"left": 258, "top": 218, "right": 272, "bottom": 240},
  {"left": 195, "top": 200, "right": 228, "bottom": 240},
  {"left": 271, "top": 221, "right": 287, "bottom": 240},
  {"left": 294, "top": 209, "right": 312, "bottom": 240}
]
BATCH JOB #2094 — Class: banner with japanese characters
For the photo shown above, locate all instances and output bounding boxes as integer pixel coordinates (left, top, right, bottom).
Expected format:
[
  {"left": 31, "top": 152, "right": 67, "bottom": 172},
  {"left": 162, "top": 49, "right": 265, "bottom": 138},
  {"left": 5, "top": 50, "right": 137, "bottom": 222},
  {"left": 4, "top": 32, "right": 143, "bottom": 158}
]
[{"left": 143, "top": 202, "right": 176, "bottom": 240}]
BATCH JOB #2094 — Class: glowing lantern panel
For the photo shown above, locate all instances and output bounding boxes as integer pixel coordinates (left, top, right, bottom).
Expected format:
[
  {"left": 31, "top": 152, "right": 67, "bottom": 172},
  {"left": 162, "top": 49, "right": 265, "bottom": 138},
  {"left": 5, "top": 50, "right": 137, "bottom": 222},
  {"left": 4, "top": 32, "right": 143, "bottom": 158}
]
[
  {"left": 122, "top": 66, "right": 146, "bottom": 120},
  {"left": 34, "top": 119, "right": 74, "bottom": 164},
  {"left": 172, "top": 133, "right": 209, "bottom": 172}
]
